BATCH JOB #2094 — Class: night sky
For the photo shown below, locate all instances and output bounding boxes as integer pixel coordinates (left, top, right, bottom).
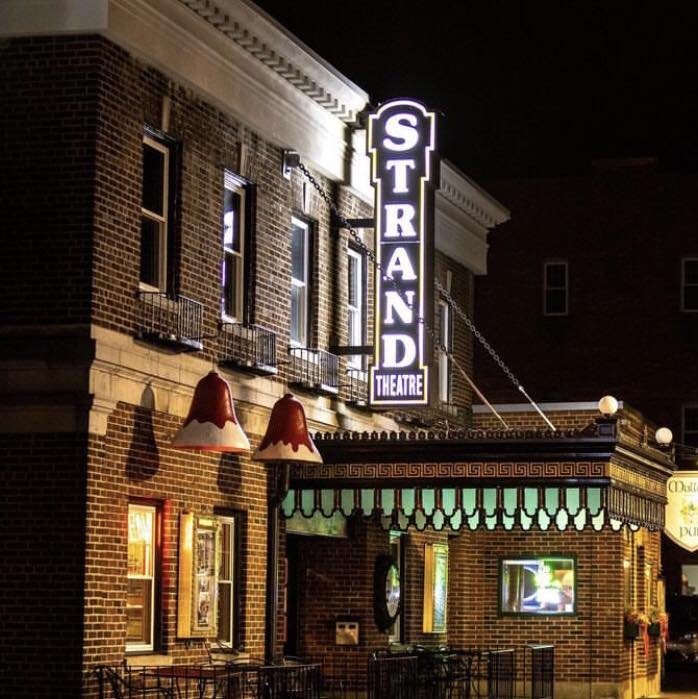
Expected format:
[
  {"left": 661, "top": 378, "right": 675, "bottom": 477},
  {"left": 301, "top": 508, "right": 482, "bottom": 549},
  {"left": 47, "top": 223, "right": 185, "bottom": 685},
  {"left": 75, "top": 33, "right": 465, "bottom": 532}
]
[{"left": 253, "top": 0, "right": 698, "bottom": 180}]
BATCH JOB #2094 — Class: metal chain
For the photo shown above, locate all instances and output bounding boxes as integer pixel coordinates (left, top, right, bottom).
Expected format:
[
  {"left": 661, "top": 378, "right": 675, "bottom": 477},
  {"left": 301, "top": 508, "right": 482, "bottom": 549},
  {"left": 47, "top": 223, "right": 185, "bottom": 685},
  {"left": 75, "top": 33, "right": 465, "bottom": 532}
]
[{"left": 297, "top": 161, "right": 554, "bottom": 429}]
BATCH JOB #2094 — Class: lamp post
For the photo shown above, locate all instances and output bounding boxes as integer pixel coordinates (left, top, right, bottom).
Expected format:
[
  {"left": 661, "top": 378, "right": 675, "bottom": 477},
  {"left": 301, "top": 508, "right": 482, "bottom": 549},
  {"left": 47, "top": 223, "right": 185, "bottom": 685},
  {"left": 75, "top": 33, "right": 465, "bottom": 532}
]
[{"left": 253, "top": 394, "right": 322, "bottom": 664}]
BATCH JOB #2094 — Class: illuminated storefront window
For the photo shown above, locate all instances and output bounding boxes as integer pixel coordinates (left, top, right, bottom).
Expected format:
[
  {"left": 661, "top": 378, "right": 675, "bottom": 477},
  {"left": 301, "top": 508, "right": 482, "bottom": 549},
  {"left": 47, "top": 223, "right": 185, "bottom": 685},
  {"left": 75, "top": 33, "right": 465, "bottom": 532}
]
[
  {"left": 127, "top": 504, "right": 157, "bottom": 651},
  {"left": 500, "top": 557, "right": 575, "bottom": 615}
]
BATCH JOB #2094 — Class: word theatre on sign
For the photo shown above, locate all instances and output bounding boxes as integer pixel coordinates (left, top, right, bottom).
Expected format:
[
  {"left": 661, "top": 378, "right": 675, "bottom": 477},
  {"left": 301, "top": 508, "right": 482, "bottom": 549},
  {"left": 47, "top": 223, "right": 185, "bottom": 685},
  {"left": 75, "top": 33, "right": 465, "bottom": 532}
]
[{"left": 368, "top": 99, "right": 438, "bottom": 406}]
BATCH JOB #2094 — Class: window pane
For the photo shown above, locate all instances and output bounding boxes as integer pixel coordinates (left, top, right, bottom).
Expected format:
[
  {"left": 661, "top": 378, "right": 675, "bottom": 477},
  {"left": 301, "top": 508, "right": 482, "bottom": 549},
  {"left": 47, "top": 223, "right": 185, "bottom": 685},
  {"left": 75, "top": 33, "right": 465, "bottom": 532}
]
[
  {"left": 140, "top": 217, "right": 160, "bottom": 287},
  {"left": 546, "top": 263, "right": 566, "bottom": 288},
  {"left": 218, "top": 583, "right": 232, "bottom": 643},
  {"left": 291, "top": 284, "right": 306, "bottom": 345},
  {"left": 142, "top": 144, "right": 165, "bottom": 214},
  {"left": 685, "top": 260, "right": 698, "bottom": 285},
  {"left": 348, "top": 255, "right": 358, "bottom": 307},
  {"left": 684, "top": 285, "right": 698, "bottom": 311},
  {"left": 219, "top": 523, "right": 232, "bottom": 582},
  {"left": 682, "top": 565, "right": 698, "bottom": 596},
  {"left": 292, "top": 223, "right": 306, "bottom": 281},
  {"left": 223, "top": 253, "right": 239, "bottom": 318},
  {"left": 545, "top": 289, "right": 566, "bottom": 314},
  {"left": 128, "top": 508, "right": 154, "bottom": 576},
  {"left": 223, "top": 189, "right": 241, "bottom": 252},
  {"left": 126, "top": 579, "right": 152, "bottom": 644},
  {"left": 685, "top": 408, "right": 698, "bottom": 433}
]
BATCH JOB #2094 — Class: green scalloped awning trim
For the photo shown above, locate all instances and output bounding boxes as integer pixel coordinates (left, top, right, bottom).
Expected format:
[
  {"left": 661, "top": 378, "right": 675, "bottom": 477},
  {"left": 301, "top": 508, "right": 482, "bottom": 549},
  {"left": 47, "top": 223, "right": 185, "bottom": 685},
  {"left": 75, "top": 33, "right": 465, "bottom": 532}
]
[{"left": 281, "top": 484, "right": 661, "bottom": 532}]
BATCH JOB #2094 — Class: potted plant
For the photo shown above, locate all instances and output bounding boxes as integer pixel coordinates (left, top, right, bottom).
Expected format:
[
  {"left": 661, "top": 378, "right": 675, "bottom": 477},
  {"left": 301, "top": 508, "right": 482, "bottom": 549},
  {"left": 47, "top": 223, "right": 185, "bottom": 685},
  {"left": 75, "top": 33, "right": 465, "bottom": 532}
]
[
  {"left": 624, "top": 608, "right": 647, "bottom": 640},
  {"left": 648, "top": 609, "right": 668, "bottom": 638}
]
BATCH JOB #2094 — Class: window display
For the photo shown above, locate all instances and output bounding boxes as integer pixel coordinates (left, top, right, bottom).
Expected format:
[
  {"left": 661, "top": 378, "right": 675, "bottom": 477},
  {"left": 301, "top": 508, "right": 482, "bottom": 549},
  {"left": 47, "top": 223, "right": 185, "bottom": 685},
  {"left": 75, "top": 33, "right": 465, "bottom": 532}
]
[
  {"left": 127, "top": 504, "right": 157, "bottom": 650},
  {"left": 500, "top": 556, "right": 575, "bottom": 615}
]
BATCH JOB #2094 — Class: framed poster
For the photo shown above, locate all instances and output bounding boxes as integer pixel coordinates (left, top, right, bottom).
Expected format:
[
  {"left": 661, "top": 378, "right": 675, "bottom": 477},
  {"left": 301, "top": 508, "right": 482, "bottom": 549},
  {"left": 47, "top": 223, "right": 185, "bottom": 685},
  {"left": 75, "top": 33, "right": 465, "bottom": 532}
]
[
  {"left": 423, "top": 542, "right": 448, "bottom": 633},
  {"left": 177, "top": 513, "right": 219, "bottom": 638}
]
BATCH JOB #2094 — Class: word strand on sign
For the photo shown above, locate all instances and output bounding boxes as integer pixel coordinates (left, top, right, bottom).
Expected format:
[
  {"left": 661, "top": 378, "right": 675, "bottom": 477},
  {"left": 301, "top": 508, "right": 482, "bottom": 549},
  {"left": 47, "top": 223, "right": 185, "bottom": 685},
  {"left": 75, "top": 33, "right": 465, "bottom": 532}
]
[{"left": 368, "top": 99, "right": 437, "bottom": 406}]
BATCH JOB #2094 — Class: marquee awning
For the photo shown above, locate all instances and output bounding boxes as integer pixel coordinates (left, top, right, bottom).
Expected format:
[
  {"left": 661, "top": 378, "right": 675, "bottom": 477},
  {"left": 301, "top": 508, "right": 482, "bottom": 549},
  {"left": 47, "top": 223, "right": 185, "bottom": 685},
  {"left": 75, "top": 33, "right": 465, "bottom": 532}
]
[{"left": 282, "top": 422, "right": 672, "bottom": 532}]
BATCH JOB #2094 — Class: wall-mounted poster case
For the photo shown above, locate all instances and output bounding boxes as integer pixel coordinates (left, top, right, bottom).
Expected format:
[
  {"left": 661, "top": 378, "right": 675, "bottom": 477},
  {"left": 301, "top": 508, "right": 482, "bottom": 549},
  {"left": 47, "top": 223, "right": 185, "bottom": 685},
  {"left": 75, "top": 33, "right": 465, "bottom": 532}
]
[
  {"left": 423, "top": 542, "right": 448, "bottom": 633},
  {"left": 177, "top": 512, "right": 219, "bottom": 638}
]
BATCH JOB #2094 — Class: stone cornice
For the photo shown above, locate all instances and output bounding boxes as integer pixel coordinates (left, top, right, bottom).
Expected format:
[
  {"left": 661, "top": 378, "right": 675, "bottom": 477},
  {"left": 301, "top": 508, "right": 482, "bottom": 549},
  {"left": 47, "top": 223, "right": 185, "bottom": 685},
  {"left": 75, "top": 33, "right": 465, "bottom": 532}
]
[
  {"left": 178, "top": 0, "right": 368, "bottom": 123},
  {"left": 0, "top": 0, "right": 368, "bottom": 181},
  {"left": 439, "top": 161, "right": 510, "bottom": 230}
]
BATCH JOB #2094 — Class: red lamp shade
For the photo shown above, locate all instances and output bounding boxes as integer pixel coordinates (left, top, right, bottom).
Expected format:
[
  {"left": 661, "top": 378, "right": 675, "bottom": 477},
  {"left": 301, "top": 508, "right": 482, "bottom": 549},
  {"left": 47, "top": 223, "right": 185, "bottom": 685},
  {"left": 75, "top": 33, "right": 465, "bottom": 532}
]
[
  {"left": 253, "top": 393, "right": 322, "bottom": 463},
  {"left": 172, "top": 371, "right": 250, "bottom": 453}
]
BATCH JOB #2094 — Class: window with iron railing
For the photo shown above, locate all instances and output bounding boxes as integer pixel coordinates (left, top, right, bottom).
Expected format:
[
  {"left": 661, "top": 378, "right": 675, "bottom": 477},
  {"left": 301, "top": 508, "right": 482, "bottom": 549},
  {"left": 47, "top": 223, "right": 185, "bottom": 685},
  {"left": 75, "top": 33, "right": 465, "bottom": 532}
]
[
  {"left": 289, "top": 347, "right": 339, "bottom": 395},
  {"left": 136, "top": 291, "right": 203, "bottom": 350},
  {"left": 347, "top": 247, "right": 366, "bottom": 369},
  {"left": 220, "top": 322, "right": 277, "bottom": 375}
]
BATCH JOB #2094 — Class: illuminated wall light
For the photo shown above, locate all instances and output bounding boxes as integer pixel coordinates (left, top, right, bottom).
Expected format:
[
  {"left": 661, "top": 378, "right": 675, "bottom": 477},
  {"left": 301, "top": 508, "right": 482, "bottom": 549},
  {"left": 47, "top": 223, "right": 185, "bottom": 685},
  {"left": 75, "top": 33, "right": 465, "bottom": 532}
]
[{"left": 598, "top": 395, "right": 619, "bottom": 417}]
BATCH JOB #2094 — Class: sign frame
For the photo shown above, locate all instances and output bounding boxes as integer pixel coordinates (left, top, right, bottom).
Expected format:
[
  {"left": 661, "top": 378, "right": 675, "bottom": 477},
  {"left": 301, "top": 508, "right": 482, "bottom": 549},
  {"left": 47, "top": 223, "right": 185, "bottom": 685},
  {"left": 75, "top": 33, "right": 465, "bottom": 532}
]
[
  {"left": 367, "top": 98, "right": 438, "bottom": 407},
  {"left": 665, "top": 470, "right": 698, "bottom": 552}
]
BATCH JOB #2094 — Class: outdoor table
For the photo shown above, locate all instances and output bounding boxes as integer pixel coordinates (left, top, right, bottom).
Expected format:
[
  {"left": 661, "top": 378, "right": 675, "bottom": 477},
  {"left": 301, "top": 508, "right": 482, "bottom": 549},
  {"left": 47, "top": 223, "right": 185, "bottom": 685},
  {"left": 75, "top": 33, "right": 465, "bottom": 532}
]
[{"left": 140, "top": 665, "right": 237, "bottom": 699}]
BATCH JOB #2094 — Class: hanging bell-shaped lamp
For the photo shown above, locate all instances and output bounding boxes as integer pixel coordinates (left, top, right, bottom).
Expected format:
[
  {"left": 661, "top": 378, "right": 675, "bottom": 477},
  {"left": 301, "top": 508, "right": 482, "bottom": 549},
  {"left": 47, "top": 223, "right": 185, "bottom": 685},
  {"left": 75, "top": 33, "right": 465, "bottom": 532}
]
[
  {"left": 253, "top": 393, "right": 322, "bottom": 463},
  {"left": 172, "top": 371, "right": 250, "bottom": 453}
]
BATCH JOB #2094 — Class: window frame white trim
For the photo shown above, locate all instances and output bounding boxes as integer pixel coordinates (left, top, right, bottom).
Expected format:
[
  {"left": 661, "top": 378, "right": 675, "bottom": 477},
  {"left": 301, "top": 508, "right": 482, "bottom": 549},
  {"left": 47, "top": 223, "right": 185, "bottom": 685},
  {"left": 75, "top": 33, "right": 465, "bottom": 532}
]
[
  {"left": 681, "top": 257, "right": 698, "bottom": 313},
  {"left": 543, "top": 259, "right": 568, "bottom": 316},
  {"left": 126, "top": 503, "right": 157, "bottom": 653},
  {"left": 140, "top": 136, "right": 170, "bottom": 293},
  {"left": 290, "top": 216, "right": 310, "bottom": 348},
  {"left": 221, "top": 172, "right": 247, "bottom": 323},
  {"left": 217, "top": 516, "right": 236, "bottom": 648},
  {"left": 347, "top": 246, "right": 365, "bottom": 369}
]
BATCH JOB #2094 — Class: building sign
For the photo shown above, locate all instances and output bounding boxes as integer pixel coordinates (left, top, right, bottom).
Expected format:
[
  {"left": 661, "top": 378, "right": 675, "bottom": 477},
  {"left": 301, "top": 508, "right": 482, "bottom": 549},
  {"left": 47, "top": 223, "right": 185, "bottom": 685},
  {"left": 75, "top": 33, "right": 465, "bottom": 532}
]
[
  {"left": 665, "top": 471, "right": 698, "bottom": 552},
  {"left": 368, "top": 98, "right": 437, "bottom": 406}
]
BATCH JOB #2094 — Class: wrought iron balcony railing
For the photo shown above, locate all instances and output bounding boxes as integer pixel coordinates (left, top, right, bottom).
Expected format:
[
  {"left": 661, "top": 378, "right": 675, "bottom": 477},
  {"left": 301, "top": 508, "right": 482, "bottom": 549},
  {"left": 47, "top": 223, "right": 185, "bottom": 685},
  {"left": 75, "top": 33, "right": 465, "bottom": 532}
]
[
  {"left": 220, "top": 323, "right": 277, "bottom": 375},
  {"left": 346, "top": 367, "right": 369, "bottom": 406},
  {"left": 136, "top": 291, "right": 204, "bottom": 350},
  {"left": 288, "top": 347, "right": 339, "bottom": 395}
]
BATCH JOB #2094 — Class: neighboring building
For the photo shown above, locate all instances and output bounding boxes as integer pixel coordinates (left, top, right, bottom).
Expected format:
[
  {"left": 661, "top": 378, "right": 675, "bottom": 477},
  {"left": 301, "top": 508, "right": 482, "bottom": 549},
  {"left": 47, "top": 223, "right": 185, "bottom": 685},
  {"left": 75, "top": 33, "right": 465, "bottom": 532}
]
[
  {"left": 473, "top": 158, "right": 698, "bottom": 683},
  {"left": 0, "top": 3, "right": 673, "bottom": 699}
]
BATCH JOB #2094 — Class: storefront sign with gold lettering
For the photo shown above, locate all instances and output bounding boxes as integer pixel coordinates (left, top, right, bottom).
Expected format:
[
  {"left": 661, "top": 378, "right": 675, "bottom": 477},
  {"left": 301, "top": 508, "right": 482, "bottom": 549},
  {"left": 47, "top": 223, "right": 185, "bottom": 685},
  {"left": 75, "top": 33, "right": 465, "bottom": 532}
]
[{"left": 665, "top": 471, "right": 698, "bottom": 552}]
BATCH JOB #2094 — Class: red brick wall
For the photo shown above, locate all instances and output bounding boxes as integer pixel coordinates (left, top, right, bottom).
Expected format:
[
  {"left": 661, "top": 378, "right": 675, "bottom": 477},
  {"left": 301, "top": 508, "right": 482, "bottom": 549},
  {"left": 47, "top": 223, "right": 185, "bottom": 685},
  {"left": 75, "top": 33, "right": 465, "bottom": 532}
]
[
  {"left": 0, "top": 433, "right": 88, "bottom": 698},
  {"left": 82, "top": 403, "right": 270, "bottom": 696},
  {"left": 448, "top": 526, "right": 662, "bottom": 690}
]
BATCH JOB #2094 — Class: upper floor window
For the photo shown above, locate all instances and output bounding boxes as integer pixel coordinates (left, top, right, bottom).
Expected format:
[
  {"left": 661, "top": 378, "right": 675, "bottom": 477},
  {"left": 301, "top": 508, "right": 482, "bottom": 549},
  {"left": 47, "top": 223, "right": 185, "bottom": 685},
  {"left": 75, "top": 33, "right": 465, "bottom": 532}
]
[
  {"left": 290, "top": 217, "right": 311, "bottom": 346},
  {"left": 681, "top": 258, "right": 698, "bottom": 312},
  {"left": 127, "top": 503, "right": 159, "bottom": 652},
  {"left": 217, "top": 516, "right": 237, "bottom": 647},
  {"left": 438, "top": 299, "right": 453, "bottom": 403},
  {"left": 140, "top": 136, "right": 171, "bottom": 291},
  {"left": 683, "top": 405, "right": 698, "bottom": 447},
  {"left": 347, "top": 247, "right": 366, "bottom": 369},
  {"left": 222, "top": 173, "right": 247, "bottom": 321},
  {"left": 543, "top": 260, "right": 568, "bottom": 316}
]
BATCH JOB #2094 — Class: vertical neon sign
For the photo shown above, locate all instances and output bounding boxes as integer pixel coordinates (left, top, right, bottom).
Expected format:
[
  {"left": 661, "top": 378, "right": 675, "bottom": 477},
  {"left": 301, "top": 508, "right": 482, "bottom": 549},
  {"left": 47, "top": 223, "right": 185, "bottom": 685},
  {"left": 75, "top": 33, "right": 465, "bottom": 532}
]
[{"left": 368, "top": 99, "right": 437, "bottom": 406}]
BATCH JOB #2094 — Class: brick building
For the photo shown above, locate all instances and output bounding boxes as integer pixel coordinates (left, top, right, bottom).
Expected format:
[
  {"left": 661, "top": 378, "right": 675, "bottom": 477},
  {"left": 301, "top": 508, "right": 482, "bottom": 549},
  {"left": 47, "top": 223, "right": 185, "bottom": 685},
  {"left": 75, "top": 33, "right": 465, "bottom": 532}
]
[
  {"left": 0, "top": 2, "right": 674, "bottom": 699},
  {"left": 472, "top": 159, "right": 698, "bottom": 671}
]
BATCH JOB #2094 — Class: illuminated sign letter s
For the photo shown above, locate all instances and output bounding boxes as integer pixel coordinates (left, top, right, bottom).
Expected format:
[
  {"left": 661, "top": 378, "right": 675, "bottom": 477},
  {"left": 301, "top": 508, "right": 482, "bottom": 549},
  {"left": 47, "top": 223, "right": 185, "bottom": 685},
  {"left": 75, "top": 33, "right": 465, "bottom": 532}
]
[{"left": 382, "top": 113, "right": 419, "bottom": 151}]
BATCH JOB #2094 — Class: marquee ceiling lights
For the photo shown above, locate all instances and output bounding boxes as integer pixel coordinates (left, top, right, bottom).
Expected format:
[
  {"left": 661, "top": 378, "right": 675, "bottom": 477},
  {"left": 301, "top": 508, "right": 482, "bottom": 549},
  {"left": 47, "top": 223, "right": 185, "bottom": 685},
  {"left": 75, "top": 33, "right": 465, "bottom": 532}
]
[
  {"left": 171, "top": 371, "right": 250, "bottom": 453},
  {"left": 253, "top": 393, "right": 322, "bottom": 464}
]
